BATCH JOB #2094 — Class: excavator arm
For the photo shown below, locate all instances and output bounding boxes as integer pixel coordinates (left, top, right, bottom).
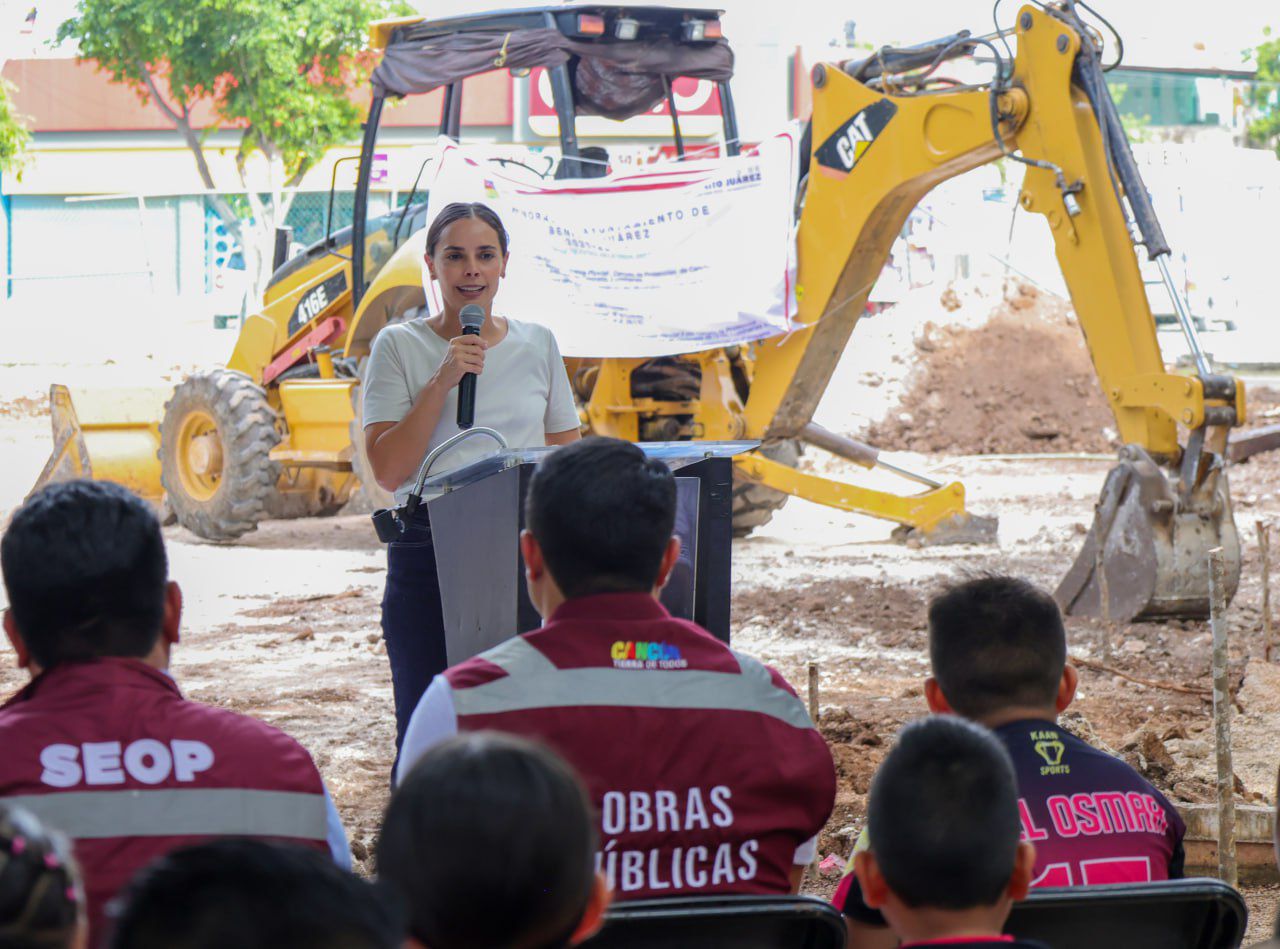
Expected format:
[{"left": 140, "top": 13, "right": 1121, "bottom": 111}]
[{"left": 735, "top": 2, "right": 1241, "bottom": 619}]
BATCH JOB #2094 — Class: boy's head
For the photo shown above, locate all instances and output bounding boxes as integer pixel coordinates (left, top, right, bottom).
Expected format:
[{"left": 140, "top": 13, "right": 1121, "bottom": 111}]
[
  {"left": 2, "top": 480, "right": 181, "bottom": 674},
  {"left": 856, "top": 716, "right": 1035, "bottom": 940},
  {"left": 378, "top": 732, "right": 607, "bottom": 949},
  {"left": 108, "top": 839, "right": 402, "bottom": 949},
  {"left": 925, "top": 575, "right": 1076, "bottom": 724},
  {"left": 521, "top": 437, "right": 679, "bottom": 612}
]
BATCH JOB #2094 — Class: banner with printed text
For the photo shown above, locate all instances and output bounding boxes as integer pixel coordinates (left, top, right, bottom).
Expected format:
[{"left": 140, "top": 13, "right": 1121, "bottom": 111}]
[{"left": 422, "top": 136, "right": 799, "bottom": 358}]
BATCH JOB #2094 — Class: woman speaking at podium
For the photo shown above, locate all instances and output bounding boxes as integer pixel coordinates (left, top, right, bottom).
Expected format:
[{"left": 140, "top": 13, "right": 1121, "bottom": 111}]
[{"left": 362, "top": 202, "right": 581, "bottom": 753}]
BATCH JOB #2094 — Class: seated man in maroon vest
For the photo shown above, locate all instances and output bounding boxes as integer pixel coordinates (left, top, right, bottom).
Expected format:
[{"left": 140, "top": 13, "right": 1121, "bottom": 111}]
[
  {"left": 397, "top": 436, "right": 836, "bottom": 899},
  {"left": 0, "top": 480, "right": 348, "bottom": 946}
]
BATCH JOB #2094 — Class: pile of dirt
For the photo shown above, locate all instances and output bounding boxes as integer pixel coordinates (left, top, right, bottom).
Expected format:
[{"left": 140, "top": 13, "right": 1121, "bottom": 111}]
[
  {"left": 0, "top": 395, "right": 48, "bottom": 420},
  {"left": 863, "top": 284, "right": 1118, "bottom": 454},
  {"left": 1241, "top": 385, "right": 1280, "bottom": 430}
]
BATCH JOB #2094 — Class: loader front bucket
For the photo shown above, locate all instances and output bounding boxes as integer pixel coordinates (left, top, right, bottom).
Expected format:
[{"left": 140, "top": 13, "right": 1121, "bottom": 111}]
[
  {"left": 1054, "top": 443, "right": 1240, "bottom": 622},
  {"left": 29, "top": 384, "right": 171, "bottom": 505}
]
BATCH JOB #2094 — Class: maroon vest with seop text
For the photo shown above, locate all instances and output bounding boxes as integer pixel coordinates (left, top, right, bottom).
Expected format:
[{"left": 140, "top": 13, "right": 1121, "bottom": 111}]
[{"left": 0, "top": 658, "right": 331, "bottom": 947}]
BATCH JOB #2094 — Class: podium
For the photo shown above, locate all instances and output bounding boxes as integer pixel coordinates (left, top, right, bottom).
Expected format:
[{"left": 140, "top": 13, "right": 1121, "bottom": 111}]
[{"left": 420, "top": 441, "right": 754, "bottom": 666}]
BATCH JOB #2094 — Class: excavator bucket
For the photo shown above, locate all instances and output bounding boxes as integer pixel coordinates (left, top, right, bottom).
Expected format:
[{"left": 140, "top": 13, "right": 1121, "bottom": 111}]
[
  {"left": 29, "top": 384, "right": 171, "bottom": 505},
  {"left": 1055, "top": 443, "right": 1240, "bottom": 622}
]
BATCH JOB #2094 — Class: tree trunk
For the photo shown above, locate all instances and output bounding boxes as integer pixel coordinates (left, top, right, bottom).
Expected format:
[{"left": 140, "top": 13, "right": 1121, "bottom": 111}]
[
  {"left": 136, "top": 66, "right": 319, "bottom": 316},
  {"left": 236, "top": 150, "right": 297, "bottom": 307},
  {"left": 137, "top": 66, "right": 245, "bottom": 251}
]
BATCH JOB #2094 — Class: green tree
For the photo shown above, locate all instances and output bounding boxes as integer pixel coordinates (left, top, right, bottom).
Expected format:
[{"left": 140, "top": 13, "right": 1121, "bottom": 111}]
[
  {"left": 1247, "top": 27, "right": 1280, "bottom": 155},
  {"left": 0, "top": 78, "right": 31, "bottom": 175},
  {"left": 58, "top": 0, "right": 402, "bottom": 300}
]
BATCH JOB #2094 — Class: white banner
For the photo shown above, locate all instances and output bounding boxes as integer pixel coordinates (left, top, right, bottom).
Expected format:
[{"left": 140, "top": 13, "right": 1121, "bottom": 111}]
[{"left": 422, "top": 135, "right": 799, "bottom": 358}]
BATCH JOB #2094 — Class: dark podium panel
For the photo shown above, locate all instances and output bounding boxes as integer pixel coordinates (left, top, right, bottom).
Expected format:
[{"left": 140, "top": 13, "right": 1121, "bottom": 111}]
[{"left": 424, "top": 442, "right": 752, "bottom": 666}]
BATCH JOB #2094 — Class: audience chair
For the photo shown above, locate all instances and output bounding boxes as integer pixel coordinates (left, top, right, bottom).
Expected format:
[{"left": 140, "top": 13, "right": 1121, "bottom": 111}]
[
  {"left": 1005, "top": 877, "right": 1247, "bottom": 949},
  {"left": 582, "top": 894, "right": 846, "bottom": 949}
]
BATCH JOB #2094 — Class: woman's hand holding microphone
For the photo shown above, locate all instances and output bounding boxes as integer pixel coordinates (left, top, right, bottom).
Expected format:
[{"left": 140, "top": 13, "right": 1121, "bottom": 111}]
[{"left": 432, "top": 334, "right": 487, "bottom": 390}]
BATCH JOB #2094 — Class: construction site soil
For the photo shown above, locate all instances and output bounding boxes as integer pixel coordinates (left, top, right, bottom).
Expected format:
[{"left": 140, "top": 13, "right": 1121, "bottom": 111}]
[
  {"left": 2, "top": 285, "right": 1280, "bottom": 942},
  {"left": 862, "top": 283, "right": 1118, "bottom": 454}
]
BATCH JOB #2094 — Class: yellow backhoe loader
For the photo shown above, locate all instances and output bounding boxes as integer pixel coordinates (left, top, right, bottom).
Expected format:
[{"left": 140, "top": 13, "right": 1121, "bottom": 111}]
[{"left": 32, "top": 1, "right": 1244, "bottom": 621}]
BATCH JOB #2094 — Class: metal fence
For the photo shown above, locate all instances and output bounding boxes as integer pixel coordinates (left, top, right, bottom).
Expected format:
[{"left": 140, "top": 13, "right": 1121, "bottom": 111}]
[{"left": 2, "top": 190, "right": 366, "bottom": 309}]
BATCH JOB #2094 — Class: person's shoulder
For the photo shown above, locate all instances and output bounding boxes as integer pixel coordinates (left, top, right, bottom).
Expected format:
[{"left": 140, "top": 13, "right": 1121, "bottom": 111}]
[
  {"left": 1057, "top": 721, "right": 1149, "bottom": 775},
  {"left": 175, "top": 696, "right": 321, "bottom": 766},
  {"left": 0, "top": 702, "right": 30, "bottom": 740},
  {"left": 655, "top": 619, "right": 796, "bottom": 684},
  {"left": 999, "top": 718, "right": 1159, "bottom": 782},
  {"left": 378, "top": 316, "right": 441, "bottom": 347},
  {"left": 630, "top": 616, "right": 747, "bottom": 672},
  {"left": 444, "top": 644, "right": 518, "bottom": 690},
  {"left": 503, "top": 317, "right": 557, "bottom": 348},
  {"left": 998, "top": 718, "right": 1096, "bottom": 753},
  {"left": 503, "top": 316, "right": 550, "bottom": 336}
]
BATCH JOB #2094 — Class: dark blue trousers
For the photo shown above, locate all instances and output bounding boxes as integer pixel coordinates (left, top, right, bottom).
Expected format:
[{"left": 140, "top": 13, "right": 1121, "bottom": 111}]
[{"left": 380, "top": 514, "right": 448, "bottom": 757}]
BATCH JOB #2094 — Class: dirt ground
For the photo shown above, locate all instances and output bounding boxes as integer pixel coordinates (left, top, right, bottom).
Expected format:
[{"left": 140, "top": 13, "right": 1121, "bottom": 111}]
[
  {"left": 1, "top": 284, "right": 1279, "bottom": 942},
  {"left": 864, "top": 283, "right": 1118, "bottom": 454}
]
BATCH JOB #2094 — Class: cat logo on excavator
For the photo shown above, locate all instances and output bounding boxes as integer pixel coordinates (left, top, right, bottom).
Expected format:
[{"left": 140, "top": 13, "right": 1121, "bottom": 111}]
[{"left": 814, "top": 99, "right": 896, "bottom": 178}]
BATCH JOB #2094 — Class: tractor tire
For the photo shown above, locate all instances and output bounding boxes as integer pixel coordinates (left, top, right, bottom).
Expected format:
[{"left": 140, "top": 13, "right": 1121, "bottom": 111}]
[
  {"left": 159, "top": 370, "right": 281, "bottom": 542},
  {"left": 345, "top": 361, "right": 395, "bottom": 515},
  {"left": 732, "top": 439, "right": 801, "bottom": 537},
  {"left": 628, "top": 357, "right": 801, "bottom": 537}
]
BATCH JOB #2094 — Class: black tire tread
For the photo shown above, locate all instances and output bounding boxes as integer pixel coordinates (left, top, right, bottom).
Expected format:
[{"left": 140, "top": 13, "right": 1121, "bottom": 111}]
[
  {"left": 731, "top": 439, "right": 801, "bottom": 537},
  {"left": 159, "top": 369, "right": 281, "bottom": 541}
]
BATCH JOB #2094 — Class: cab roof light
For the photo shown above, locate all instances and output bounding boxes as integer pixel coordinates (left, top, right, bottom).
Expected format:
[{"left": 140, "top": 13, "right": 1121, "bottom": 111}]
[
  {"left": 681, "top": 18, "right": 721, "bottom": 42},
  {"left": 577, "top": 13, "right": 605, "bottom": 36}
]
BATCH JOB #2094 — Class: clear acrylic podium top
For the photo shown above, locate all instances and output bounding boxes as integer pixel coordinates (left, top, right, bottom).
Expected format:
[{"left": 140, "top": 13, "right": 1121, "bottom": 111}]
[{"left": 421, "top": 440, "right": 759, "bottom": 493}]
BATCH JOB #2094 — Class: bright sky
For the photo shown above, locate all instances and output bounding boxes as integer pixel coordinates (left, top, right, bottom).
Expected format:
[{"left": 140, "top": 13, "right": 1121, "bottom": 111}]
[
  {"left": 397, "top": 0, "right": 1275, "bottom": 72},
  {"left": 4, "top": 0, "right": 1274, "bottom": 71},
  {"left": 721, "top": 0, "right": 1272, "bottom": 71}
]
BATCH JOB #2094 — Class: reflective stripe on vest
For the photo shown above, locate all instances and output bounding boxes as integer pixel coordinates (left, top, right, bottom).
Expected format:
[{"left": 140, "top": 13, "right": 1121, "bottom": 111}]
[
  {"left": 452, "top": 635, "right": 815, "bottom": 730},
  {"left": 4, "top": 789, "right": 329, "bottom": 841}
]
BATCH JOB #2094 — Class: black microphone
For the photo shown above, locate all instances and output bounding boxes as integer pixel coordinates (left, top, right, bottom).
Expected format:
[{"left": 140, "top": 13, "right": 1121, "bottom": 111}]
[{"left": 456, "top": 304, "right": 485, "bottom": 429}]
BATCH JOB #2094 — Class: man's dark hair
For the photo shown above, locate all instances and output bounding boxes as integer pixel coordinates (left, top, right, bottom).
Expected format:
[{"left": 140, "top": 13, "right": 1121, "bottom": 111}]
[
  {"left": 525, "top": 436, "right": 676, "bottom": 598},
  {"left": 928, "top": 575, "right": 1066, "bottom": 719},
  {"left": 378, "top": 732, "right": 596, "bottom": 949},
  {"left": 868, "top": 716, "right": 1020, "bottom": 910},
  {"left": 2, "top": 480, "right": 168, "bottom": 668},
  {"left": 108, "top": 839, "right": 401, "bottom": 949}
]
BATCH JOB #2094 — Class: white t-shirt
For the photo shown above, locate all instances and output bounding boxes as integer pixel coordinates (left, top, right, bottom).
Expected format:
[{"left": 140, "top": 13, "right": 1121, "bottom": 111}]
[{"left": 362, "top": 316, "right": 580, "bottom": 503}]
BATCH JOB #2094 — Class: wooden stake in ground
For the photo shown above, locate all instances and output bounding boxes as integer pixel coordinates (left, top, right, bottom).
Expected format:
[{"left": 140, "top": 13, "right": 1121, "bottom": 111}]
[
  {"left": 1209, "top": 546, "right": 1238, "bottom": 888},
  {"left": 807, "top": 660, "right": 820, "bottom": 725},
  {"left": 1258, "top": 521, "right": 1275, "bottom": 662},
  {"left": 1095, "top": 543, "right": 1114, "bottom": 661},
  {"left": 805, "top": 658, "right": 822, "bottom": 883}
]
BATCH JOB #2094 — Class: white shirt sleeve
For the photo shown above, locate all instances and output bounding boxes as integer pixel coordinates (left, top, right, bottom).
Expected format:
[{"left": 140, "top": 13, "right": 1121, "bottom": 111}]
[
  {"left": 542, "top": 328, "right": 580, "bottom": 434},
  {"left": 322, "top": 784, "right": 352, "bottom": 870},
  {"left": 395, "top": 675, "right": 460, "bottom": 786},
  {"left": 362, "top": 327, "right": 415, "bottom": 428},
  {"left": 793, "top": 835, "right": 818, "bottom": 866}
]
